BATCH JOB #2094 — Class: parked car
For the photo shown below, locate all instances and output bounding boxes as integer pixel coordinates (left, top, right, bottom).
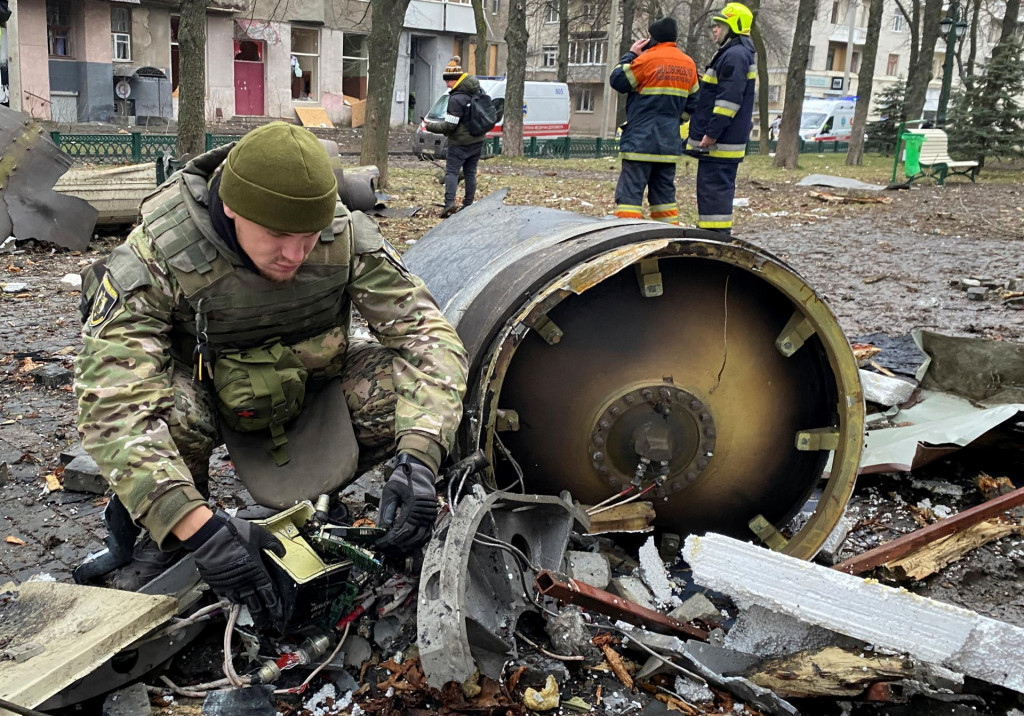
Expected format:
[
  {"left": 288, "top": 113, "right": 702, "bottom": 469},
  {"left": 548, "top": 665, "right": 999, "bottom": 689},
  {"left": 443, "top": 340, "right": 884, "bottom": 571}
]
[{"left": 413, "top": 78, "right": 570, "bottom": 158}]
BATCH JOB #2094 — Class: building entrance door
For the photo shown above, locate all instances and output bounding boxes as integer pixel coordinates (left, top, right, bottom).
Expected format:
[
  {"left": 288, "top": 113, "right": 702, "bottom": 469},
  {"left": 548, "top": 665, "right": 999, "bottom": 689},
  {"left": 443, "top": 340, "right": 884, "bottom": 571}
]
[{"left": 234, "top": 40, "right": 265, "bottom": 116}]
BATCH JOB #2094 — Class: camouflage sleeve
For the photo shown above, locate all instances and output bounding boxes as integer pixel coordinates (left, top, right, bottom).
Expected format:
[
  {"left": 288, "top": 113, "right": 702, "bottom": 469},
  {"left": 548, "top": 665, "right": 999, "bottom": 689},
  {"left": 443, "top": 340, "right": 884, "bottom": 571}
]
[
  {"left": 74, "top": 226, "right": 205, "bottom": 549},
  {"left": 346, "top": 213, "right": 469, "bottom": 473}
]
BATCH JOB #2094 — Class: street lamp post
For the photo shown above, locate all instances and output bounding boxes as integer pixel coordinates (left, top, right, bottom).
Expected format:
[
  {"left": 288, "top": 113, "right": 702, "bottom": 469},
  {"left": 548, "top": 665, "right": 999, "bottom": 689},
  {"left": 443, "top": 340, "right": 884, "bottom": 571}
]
[{"left": 936, "top": 2, "right": 969, "bottom": 126}]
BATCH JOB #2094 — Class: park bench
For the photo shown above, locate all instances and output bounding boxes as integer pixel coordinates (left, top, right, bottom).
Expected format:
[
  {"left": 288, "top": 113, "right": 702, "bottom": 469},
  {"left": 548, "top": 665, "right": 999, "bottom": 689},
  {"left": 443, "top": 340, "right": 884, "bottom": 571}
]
[{"left": 905, "top": 128, "right": 979, "bottom": 186}]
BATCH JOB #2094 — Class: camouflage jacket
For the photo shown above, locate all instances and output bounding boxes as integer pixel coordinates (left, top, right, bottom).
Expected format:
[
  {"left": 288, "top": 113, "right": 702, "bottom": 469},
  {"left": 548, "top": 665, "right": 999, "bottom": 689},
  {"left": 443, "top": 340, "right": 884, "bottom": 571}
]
[{"left": 75, "top": 147, "right": 468, "bottom": 547}]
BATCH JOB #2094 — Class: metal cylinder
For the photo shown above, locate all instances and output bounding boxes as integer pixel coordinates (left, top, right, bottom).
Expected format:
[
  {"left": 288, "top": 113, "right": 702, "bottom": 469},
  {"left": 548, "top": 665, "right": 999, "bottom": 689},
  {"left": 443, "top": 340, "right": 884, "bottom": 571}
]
[{"left": 404, "top": 190, "right": 864, "bottom": 558}]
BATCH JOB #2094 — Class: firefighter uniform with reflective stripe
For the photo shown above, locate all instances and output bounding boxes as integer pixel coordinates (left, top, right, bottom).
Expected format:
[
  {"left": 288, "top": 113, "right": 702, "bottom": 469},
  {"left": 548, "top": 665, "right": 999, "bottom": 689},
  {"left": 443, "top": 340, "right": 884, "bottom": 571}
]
[
  {"left": 610, "top": 41, "right": 699, "bottom": 224},
  {"left": 687, "top": 34, "right": 756, "bottom": 233}
]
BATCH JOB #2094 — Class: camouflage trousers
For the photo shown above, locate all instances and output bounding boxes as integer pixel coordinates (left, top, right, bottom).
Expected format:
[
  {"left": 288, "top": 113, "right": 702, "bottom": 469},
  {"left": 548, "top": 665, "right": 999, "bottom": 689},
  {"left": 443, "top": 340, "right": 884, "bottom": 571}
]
[{"left": 169, "top": 340, "right": 398, "bottom": 495}]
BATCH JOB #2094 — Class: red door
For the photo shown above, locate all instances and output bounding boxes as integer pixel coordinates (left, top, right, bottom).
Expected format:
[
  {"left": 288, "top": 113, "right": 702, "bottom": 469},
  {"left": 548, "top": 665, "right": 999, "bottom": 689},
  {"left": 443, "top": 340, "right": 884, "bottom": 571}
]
[{"left": 234, "top": 40, "right": 265, "bottom": 116}]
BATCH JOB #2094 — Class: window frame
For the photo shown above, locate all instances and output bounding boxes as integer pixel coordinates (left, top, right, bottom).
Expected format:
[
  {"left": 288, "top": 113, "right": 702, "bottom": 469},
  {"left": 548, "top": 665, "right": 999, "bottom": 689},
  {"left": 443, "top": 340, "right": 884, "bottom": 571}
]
[
  {"left": 545, "top": 3, "right": 559, "bottom": 23},
  {"left": 46, "top": 0, "right": 74, "bottom": 58},
  {"left": 342, "top": 32, "right": 369, "bottom": 101},
  {"left": 542, "top": 45, "right": 558, "bottom": 68},
  {"left": 886, "top": 53, "right": 899, "bottom": 76},
  {"left": 575, "top": 87, "right": 595, "bottom": 113},
  {"left": 891, "top": 12, "right": 905, "bottom": 32},
  {"left": 112, "top": 33, "right": 132, "bottom": 62},
  {"left": 568, "top": 37, "right": 606, "bottom": 66},
  {"left": 290, "top": 26, "right": 321, "bottom": 102}
]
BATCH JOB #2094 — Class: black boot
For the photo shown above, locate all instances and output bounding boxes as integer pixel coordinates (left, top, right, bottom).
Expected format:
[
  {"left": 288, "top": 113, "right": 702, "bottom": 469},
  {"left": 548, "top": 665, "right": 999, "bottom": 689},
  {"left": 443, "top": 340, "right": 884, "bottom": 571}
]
[{"left": 109, "top": 534, "right": 184, "bottom": 591}]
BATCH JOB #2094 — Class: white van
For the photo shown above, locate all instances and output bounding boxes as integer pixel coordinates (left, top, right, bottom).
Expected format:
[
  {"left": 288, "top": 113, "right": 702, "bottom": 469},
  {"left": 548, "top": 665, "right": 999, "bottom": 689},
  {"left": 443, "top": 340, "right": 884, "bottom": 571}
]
[
  {"left": 799, "top": 97, "right": 857, "bottom": 142},
  {"left": 413, "top": 78, "right": 570, "bottom": 158}
]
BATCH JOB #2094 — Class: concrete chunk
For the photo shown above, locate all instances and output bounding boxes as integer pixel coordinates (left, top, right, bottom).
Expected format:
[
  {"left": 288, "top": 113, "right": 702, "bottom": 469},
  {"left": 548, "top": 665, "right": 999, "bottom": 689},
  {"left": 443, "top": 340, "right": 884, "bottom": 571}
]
[
  {"left": 859, "top": 369, "right": 915, "bottom": 407},
  {"left": 62, "top": 454, "right": 107, "bottom": 495},
  {"left": 683, "top": 533, "right": 1024, "bottom": 693},
  {"left": 723, "top": 604, "right": 856, "bottom": 658},
  {"left": 564, "top": 550, "right": 611, "bottom": 590},
  {"left": 59, "top": 443, "right": 89, "bottom": 465},
  {"left": 609, "top": 576, "right": 656, "bottom": 611},
  {"left": 31, "top": 363, "right": 73, "bottom": 389},
  {"left": 815, "top": 514, "right": 857, "bottom": 566},
  {"left": 103, "top": 682, "right": 152, "bottom": 716},
  {"left": 667, "top": 593, "right": 720, "bottom": 624}
]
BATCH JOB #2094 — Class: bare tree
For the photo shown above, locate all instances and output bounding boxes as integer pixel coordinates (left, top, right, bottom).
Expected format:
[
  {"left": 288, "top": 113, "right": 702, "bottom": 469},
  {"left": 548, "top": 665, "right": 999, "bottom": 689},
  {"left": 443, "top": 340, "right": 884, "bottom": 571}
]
[
  {"left": 773, "top": 0, "right": 816, "bottom": 169},
  {"left": 685, "top": 0, "right": 716, "bottom": 59},
  {"left": 360, "top": 0, "right": 412, "bottom": 187},
  {"left": 747, "top": 0, "right": 770, "bottom": 155},
  {"left": 557, "top": 0, "right": 570, "bottom": 82},
  {"left": 177, "top": 0, "right": 207, "bottom": 157},
  {"left": 616, "top": 0, "right": 637, "bottom": 126},
  {"left": 473, "top": 0, "right": 488, "bottom": 75},
  {"left": 894, "top": 0, "right": 943, "bottom": 122},
  {"left": 504, "top": 0, "right": 528, "bottom": 156},
  {"left": 846, "top": 0, "right": 883, "bottom": 165}
]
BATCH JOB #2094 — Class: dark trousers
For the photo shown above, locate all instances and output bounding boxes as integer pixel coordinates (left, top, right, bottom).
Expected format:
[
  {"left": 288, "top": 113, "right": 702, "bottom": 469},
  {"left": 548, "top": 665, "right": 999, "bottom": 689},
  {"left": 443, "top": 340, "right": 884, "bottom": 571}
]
[
  {"left": 696, "top": 159, "right": 739, "bottom": 233},
  {"left": 444, "top": 142, "right": 484, "bottom": 207},
  {"left": 614, "top": 159, "right": 678, "bottom": 223}
]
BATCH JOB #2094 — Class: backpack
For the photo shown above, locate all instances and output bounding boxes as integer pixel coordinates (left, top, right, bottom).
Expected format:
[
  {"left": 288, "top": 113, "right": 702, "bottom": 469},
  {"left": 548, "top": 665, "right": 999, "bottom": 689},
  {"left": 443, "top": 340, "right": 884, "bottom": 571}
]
[{"left": 464, "top": 90, "right": 497, "bottom": 137}]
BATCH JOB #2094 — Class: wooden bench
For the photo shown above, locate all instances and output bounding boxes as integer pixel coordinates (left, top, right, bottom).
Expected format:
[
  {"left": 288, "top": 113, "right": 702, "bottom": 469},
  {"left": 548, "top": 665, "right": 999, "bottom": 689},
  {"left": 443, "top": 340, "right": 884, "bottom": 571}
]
[{"left": 905, "top": 128, "right": 979, "bottom": 186}]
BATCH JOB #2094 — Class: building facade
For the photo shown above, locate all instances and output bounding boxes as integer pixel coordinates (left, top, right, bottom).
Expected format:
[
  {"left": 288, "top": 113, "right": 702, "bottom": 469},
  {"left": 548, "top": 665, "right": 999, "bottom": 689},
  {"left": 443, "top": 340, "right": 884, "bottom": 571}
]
[{"left": 5, "top": 0, "right": 507, "bottom": 127}]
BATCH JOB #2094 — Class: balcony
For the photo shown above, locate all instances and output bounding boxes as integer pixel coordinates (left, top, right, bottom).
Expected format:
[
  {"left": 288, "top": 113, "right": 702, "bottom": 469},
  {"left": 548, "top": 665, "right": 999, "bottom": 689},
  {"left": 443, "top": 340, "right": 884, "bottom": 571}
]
[{"left": 828, "top": 24, "right": 867, "bottom": 44}]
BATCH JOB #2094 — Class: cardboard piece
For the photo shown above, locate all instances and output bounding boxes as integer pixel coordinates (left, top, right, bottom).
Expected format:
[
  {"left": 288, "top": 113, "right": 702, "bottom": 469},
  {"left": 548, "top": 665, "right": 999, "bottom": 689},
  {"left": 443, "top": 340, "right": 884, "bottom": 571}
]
[{"left": 294, "top": 105, "right": 334, "bottom": 128}]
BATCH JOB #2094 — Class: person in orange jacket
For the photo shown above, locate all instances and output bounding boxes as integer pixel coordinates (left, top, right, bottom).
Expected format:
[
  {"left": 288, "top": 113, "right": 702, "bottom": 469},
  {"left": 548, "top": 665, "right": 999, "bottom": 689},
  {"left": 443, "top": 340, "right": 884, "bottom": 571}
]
[{"left": 609, "top": 17, "right": 699, "bottom": 224}]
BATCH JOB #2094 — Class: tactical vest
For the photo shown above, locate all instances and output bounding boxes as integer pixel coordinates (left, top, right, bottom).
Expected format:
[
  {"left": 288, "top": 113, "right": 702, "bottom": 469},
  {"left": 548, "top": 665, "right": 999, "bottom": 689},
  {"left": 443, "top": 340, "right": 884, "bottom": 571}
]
[{"left": 139, "top": 178, "right": 356, "bottom": 368}]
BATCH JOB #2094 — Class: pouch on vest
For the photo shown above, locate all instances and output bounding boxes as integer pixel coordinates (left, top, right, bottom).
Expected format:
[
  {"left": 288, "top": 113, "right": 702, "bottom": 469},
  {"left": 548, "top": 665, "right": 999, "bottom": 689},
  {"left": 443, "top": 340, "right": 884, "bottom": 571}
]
[{"left": 213, "top": 342, "right": 308, "bottom": 466}]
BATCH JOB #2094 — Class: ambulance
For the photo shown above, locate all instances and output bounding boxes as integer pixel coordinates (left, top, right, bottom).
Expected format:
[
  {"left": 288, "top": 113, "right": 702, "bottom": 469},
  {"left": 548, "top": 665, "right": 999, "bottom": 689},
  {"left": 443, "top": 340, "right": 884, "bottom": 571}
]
[
  {"left": 413, "top": 78, "right": 571, "bottom": 158},
  {"left": 798, "top": 97, "right": 857, "bottom": 142}
]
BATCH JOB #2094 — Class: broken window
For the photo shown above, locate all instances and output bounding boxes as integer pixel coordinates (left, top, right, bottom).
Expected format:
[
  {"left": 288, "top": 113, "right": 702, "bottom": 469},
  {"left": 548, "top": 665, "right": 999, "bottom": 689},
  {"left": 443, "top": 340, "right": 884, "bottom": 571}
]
[
  {"left": 111, "top": 7, "right": 132, "bottom": 62},
  {"left": 342, "top": 33, "right": 368, "bottom": 100},
  {"left": 290, "top": 27, "right": 320, "bottom": 102},
  {"left": 575, "top": 87, "right": 594, "bottom": 113},
  {"left": 46, "top": 0, "right": 73, "bottom": 58},
  {"left": 568, "top": 37, "right": 605, "bottom": 66}
]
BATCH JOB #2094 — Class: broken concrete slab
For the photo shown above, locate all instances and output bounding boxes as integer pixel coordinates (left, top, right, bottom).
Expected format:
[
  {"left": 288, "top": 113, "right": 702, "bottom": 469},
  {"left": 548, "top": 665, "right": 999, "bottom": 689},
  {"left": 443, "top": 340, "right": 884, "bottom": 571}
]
[
  {"left": 723, "top": 604, "right": 858, "bottom": 658},
  {"left": 0, "top": 581, "right": 177, "bottom": 709},
  {"left": 62, "top": 454, "right": 107, "bottom": 495},
  {"left": 860, "top": 369, "right": 916, "bottom": 407},
  {"left": 609, "top": 576, "right": 657, "bottom": 611},
  {"left": 564, "top": 550, "right": 611, "bottom": 590},
  {"left": 102, "top": 682, "right": 152, "bottom": 716},
  {"left": 683, "top": 533, "right": 1024, "bottom": 693},
  {"left": 59, "top": 443, "right": 89, "bottom": 465},
  {"left": 638, "top": 536, "right": 679, "bottom": 608}
]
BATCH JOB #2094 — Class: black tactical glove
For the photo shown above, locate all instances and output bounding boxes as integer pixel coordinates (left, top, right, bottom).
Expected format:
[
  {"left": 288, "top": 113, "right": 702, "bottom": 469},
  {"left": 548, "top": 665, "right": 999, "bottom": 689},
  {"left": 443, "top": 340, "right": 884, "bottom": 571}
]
[
  {"left": 186, "top": 511, "right": 286, "bottom": 626},
  {"left": 375, "top": 453, "right": 438, "bottom": 554}
]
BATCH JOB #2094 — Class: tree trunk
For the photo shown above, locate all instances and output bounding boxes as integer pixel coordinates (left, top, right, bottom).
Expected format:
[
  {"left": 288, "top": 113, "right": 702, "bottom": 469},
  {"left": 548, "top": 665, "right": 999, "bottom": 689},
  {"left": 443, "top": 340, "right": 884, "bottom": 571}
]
[
  {"left": 964, "top": 0, "right": 981, "bottom": 84},
  {"left": 503, "top": 0, "right": 528, "bottom": 157},
  {"left": 976, "top": 0, "right": 1020, "bottom": 115},
  {"left": 903, "top": 0, "right": 942, "bottom": 122},
  {"left": 773, "top": 0, "right": 817, "bottom": 169},
  {"left": 616, "top": 0, "right": 636, "bottom": 127},
  {"left": 557, "top": 0, "right": 569, "bottom": 83},
  {"left": 747, "top": 0, "right": 770, "bottom": 156},
  {"left": 686, "top": 0, "right": 715, "bottom": 59},
  {"left": 360, "top": 0, "right": 412, "bottom": 187},
  {"left": 847, "top": 0, "right": 884, "bottom": 165},
  {"left": 177, "top": 0, "right": 207, "bottom": 157},
  {"left": 473, "top": 0, "right": 488, "bottom": 76}
]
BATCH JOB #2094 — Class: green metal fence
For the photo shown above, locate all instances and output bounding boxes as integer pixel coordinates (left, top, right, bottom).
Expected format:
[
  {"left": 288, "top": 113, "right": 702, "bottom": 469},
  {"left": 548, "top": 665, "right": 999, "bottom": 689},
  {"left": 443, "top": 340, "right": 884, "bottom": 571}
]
[
  {"left": 51, "top": 131, "right": 890, "bottom": 165},
  {"left": 49, "top": 132, "right": 242, "bottom": 164}
]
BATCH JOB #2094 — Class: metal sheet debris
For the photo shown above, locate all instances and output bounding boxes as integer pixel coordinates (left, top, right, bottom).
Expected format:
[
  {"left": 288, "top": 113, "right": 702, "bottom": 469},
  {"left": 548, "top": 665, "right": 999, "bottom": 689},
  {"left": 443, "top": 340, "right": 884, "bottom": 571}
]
[{"left": 796, "top": 174, "right": 886, "bottom": 191}]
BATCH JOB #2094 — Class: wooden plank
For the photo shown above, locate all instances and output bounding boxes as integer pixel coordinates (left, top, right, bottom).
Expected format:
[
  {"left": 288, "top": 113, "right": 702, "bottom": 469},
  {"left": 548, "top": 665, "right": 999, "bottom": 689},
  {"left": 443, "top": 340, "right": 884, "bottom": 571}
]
[
  {"left": 746, "top": 646, "right": 914, "bottom": 698},
  {"left": 585, "top": 501, "right": 656, "bottom": 534},
  {"left": 0, "top": 581, "right": 177, "bottom": 708},
  {"left": 882, "top": 519, "right": 1024, "bottom": 581},
  {"left": 834, "top": 484, "right": 1024, "bottom": 575},
  {"left": 294, "top": 105, "right": 334, "bottom": 128}
]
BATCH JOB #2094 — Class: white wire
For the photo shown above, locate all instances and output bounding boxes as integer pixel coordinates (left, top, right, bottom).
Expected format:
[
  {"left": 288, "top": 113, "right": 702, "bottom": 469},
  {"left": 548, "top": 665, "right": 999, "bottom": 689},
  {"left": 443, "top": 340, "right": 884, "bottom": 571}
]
[
  {"left": 273, "top": 623, "right": 350, "bottom": 695},
  {"left": 586, "top": 486, "right": 635, "bottom": 515},
  {"left": 222, "top": 604, "right": 246, "bottom": 688},
  {"left": 587, "top": 484, "right": 655, "bottom": 517}
]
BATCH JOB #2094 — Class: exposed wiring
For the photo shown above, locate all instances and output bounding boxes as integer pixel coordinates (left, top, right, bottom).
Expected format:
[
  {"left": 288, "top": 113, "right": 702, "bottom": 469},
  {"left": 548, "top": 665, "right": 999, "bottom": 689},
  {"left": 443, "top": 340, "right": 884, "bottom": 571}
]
[
  {"left": 273, "top": 623, "right": 350, "bottom": 695},
  {"left": 222, "top": 604, "right": 248, "bottom": 688},
  {"left": 587, "top": 483, "right": 655, "bottom": 517},
  {"left": 493, "top": 434, "right": 526, "bottom": 493},
  {"left": 138, "top": 600, "right": 230, "bottom": 644},
  {"left": 514, "top": 629, "right": 585, "bottom": 661},
  {"left": 586, "top": 486, "right": 635, "bottom": 515}
]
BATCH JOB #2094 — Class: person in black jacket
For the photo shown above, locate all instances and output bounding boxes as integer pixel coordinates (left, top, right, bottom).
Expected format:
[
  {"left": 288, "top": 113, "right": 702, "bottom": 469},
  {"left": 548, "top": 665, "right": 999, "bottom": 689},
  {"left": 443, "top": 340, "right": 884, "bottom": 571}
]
[{"left": 425, "top": 56, "right": 486, "bottom": 218}]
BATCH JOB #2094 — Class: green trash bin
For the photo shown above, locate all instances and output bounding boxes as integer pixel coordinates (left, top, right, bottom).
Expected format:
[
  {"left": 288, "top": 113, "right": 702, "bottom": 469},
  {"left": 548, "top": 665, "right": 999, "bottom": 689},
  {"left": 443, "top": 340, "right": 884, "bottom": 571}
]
[{"left": 902, "top": 132, "right": 925, "bottom": 177}]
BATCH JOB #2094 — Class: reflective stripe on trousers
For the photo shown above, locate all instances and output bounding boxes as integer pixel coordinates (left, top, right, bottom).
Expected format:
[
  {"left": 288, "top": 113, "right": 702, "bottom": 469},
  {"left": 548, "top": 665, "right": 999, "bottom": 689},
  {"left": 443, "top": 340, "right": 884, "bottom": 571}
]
[{"left": 696, "top": 159, "right": 739, "bottom": 234}]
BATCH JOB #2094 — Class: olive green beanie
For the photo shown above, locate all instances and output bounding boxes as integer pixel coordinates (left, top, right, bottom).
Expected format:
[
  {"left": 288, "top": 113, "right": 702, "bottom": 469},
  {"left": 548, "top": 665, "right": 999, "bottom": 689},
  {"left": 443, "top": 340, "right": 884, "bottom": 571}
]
[{"left": 218, "top": 122, "right": 338, "bottom": 233}]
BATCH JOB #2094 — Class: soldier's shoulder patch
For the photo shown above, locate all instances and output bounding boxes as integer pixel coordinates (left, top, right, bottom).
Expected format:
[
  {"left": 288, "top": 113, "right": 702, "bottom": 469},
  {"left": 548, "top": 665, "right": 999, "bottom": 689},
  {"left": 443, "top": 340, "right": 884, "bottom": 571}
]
[
  {"left": 381, "top": 239, "right": 407, "bottom": 270},
  {"left": 89, "top": 274, "right": 125, "bottom": 329}
]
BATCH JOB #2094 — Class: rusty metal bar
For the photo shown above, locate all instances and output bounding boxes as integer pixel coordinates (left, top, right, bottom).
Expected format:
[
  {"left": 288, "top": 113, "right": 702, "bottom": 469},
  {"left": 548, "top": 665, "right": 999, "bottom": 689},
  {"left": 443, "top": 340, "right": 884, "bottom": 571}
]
[
  {"left": 535, "top": 570, "right": 707, "bottom": 640},
  {"left": 834, "top": 484, "right": 1024, "bottom": 575}
]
